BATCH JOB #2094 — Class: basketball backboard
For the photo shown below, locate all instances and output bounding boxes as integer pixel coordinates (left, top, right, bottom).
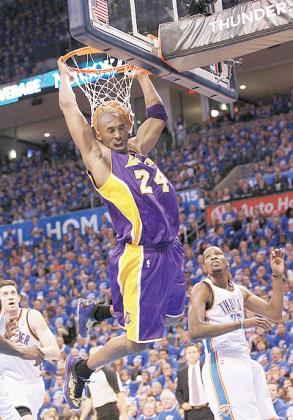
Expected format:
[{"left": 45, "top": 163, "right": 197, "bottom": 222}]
[{"left": 67, "top": 0, "right": 238, "bottom": 102}]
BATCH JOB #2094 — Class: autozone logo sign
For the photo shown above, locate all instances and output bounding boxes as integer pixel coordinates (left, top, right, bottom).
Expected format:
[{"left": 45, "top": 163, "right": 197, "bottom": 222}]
[{"left": 206, "top": 191, "right": 293, "bottom": 225}]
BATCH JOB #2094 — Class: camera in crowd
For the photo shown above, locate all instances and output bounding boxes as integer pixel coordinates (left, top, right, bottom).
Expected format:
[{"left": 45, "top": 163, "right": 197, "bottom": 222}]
[
  {"left": 185, "top": 0, "right": 217, "bottom": 16},
  {"left": 185, "top": 0, "right": 241, "bottom": 15}
]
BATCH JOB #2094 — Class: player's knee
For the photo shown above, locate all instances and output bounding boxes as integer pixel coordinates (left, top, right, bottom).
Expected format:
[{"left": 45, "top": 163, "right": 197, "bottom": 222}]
[
  {"left": 165, "top": 315, "right": 182, "bottom": 327},
  {"left": 126, "top": 338, "right": 147, "bottom": 354}
]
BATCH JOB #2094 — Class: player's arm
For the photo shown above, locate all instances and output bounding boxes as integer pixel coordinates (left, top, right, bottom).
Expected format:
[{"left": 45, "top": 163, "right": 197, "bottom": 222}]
[
  {"left": 129, "top": 72, "right": 167, "bottom": 155},
  {"left": 57, "top": 58, "right": 103, "bottom": 170},
  {"left": 0, "top": 336, "right": 44, "bottom": 366},
  {"left": 188, "top": 283, "right": 242, "bottom": 339},
  {"left": 188, "top": 283, "right": 272, "bottom": 339},
  {"left": 117, "top": 391, "right": 128, "bottom": 420},
  {"left": 102, "top": 368, "right": 128, "bottom": 419},
  {"left": 113, "top": 371, "right": 128, "bottom": 420},
  {"left": 80, "top": 396, "right": 93, "bottom": 420},
  {"left": 241, "top": 248, "right": 284, "bottom": 322},
  {"left": 28, "top": 310, "right": 60, "bottom": 360}
]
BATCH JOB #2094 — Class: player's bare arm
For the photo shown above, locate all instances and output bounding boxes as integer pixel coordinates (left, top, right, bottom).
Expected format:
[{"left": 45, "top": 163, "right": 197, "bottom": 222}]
[
  {"left": 80, "top": 397, "right": 93, "bottom": 420},
  {"left": 28, "top": 310, "right": 60, "bottom": 360},
  {"left": 58, "top": 58, "right": 110, "bottom": 181},
  {"left": 188, "top": 282, "right": 272, "bottom": 339},
  {"left": 240, "top": 248, "right": 284, "bottom": 322},
  {"left": 117, "top": 391, "right": 128, "bottom": 420},
  {"left": 128, "top": 72, "right": 166, "bottom": 155},
  {"left": 0, "top": 336, "right": 44, "bottom": 366}
]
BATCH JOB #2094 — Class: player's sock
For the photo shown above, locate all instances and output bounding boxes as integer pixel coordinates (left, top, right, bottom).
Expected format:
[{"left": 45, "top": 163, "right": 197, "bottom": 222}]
[
  {"left": 93, "top": 304, "right": 112, "bottom": 322},
  {"left": 75, "top": 359, "right": 95, "bottom": 380}
]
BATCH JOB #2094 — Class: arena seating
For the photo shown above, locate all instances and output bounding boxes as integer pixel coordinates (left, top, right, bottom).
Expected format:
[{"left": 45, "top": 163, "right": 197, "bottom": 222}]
[
  {"left": 0, "top": 1, "right": 292, "bottom": 415},
  {"left": 0, "top": 0, "right": 71, "bottom": 84},
  {"left": 0, "top": 204, "right": 291, "bottom": 418},
  {"left": 1, "top": 101, "right": 292, "bottom": 419},
  {"left": 0, "top": 102, "right": 292, "bottom": 227}
]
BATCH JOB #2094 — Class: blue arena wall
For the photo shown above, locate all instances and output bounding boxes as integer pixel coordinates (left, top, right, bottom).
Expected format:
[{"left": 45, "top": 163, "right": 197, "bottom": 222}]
[{"left": 0, "top": 188, "right": 201, "bottom": 249}]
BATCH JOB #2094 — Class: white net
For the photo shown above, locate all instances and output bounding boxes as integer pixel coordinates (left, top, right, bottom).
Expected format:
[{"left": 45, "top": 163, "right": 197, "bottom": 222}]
[{"left": 67, "top": 49, "right": 136, "bottom": 132}]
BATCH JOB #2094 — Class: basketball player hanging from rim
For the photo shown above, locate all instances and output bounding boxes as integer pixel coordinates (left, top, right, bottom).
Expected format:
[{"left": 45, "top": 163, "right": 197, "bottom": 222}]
[
  {"left": 188, "top": 246, "right": 285, "bottom": 420},
  {"left": 57, "top": 51, "right": 186, "bottom": 409}
]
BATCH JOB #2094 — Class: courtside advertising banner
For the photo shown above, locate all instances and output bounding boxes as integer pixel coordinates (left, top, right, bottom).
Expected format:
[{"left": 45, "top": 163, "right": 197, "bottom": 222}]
[
  {"left": 159, "top": 0, "right": 293, "bottom": 70},
  {"left": 0, "top": 188, "right": 201, "bottom": 249},
  {"left": 206, "top": 191, "right": 293, "bottom": 225},
  {"left": 0, "top": 206, "right": 108, "bottom": 249}
]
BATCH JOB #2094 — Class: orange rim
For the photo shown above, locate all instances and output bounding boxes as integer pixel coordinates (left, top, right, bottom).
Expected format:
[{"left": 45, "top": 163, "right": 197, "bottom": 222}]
[{"left": 61, "top": 46, "right": 137, "bottom": 74}]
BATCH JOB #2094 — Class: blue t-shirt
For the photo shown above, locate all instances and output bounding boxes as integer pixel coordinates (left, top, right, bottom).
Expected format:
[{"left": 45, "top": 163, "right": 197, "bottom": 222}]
[
  {"left": 157, "top": 373, "right": 177, "bottom": 388},
  {"left": 272, "top": 332, "right": 292, "bottom": 349},
  {"left": 158, "top": 407, "right": 181, "bottom": 420},
  {"left": 273, "top": 398, "right": 288, "bottom": 418}
]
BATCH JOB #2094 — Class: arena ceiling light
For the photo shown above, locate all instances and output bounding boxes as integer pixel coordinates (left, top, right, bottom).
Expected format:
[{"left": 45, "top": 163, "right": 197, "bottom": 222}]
[
  {"left": 220, "top": 103, "right": 228, "bottom": 110},
  {"left": 44, "top": 132, "right": 51, "bottom": 138},
  {"left": 9, "top": 149, "right": 17, "bottom": 160},
  {"left": 239, "top": 84, "right": 247, "bottom": 90},
  {"left": 211, "top": 109, "right": 219, "bottom": 117}
]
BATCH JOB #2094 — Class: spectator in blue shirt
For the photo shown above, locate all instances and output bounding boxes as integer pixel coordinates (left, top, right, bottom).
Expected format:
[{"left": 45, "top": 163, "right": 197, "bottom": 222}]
[
  {"left": 272, "top": 322, "right": 293, "bottom": 349},
  {"left": 267, "top": 347, "right": 289, "bottom": 373},
  {"left": 151, "top": 381, "right": 164, "bottom": 401},
  {"left": 268, "top": 383, "right": 288, "bottom": 419},
  {"left": 251, "top": 337, "right": 271, "bottom": 364},
  {"left": 157, "top": 363, "right": 177, "bottom": 392},
  {"left": 139, "top": 400, "right": 159, "bottom": 419},
  {"left": 158, "top": 389, "right": 181, "bottom": 420},
  {"left": 286, "top": 385, "right": 293, "bottom": 410},
  {"left": 39, "top": 392, "right": 58, "bottom": 419}
]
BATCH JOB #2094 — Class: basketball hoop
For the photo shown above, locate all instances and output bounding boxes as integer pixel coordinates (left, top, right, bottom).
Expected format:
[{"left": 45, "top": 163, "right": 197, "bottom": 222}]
[{"left": 61, "top": 47, "right": 138, "bottom": 132}]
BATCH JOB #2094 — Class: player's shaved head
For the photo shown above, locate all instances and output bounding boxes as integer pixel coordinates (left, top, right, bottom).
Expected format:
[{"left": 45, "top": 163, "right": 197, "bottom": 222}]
[
  {"left": 94, "top": 111, "right": 125, "bottom": 131},
  {"left": 202, "top": 246, "right": 229, "bottom": 279},
  {"left": 92, "top": 107, "right": 130, "bottom": 153},
  {"left": 203, "top": 246, "right": 223, "bottom": 261},
  {"left": 93, "top": 100, "right": 133, "bottom": 133}
]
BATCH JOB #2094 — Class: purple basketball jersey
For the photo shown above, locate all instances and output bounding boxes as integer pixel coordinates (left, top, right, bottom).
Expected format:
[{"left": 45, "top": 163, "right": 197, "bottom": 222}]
[{"left": 91, "top": 150, "right": 179, "bottom": 247}]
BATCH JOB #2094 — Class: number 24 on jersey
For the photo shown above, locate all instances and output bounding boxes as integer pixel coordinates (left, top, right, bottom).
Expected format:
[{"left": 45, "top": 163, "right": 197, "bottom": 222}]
[{"left": 134, "top": 168, "right": 170, "bottom": 194}]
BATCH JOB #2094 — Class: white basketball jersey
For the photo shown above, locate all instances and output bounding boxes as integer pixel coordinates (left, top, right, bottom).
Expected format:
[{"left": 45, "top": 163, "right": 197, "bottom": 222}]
[
  {"left": 88, "top": 370, "right": 118, "bottom": 408},
  {"left": 203, "top": 278, "right": 249, "bottom": 356},
  {"left": 0, "top": 309, "right": 41, "bottom": 379},
  {"left": 0, "top": 313, "right": 6, "bottom": 336}
]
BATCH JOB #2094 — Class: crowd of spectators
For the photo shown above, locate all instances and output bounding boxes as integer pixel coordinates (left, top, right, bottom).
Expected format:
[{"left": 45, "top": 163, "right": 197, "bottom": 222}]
[
  {"left": 168, "top": 106, "right": 293, "bottom": 201},
  {"left": 0, "top": 0, "right": 186, "bottom": 86},
  {"left": 0, "top": 141, "right": 95, "bottom": 226},
  {"left": 0, "top": 0, "right": 195, "bottom": 86},
  {"left": 0, "top": 194, "right": 292, "bottom": 418},
  {"left": 0, "top": 2, "right": 292, "bottom": 420},
  {"left": 0, "top": 141, "right": 292, "bottom": 417},
  {"left": 0, "top": 99, "right": 292, "bottom": 226},
  {"left": 0, "top": 0, "right": 70, "bottom": 84}
]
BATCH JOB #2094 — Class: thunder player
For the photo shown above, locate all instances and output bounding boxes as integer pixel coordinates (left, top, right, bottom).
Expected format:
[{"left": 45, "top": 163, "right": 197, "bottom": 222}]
[
  {"left": 188, "top": 246, "right": 285, "bottom": 420},
  {"left": 0, "top": 280, "right": 60, "bottom": 419},
  {"left": 57, "top": 58, "right": 186, "bottom": 408},
  {"left": 0, "top": 314, "right": 44, "bottom": 420}
]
